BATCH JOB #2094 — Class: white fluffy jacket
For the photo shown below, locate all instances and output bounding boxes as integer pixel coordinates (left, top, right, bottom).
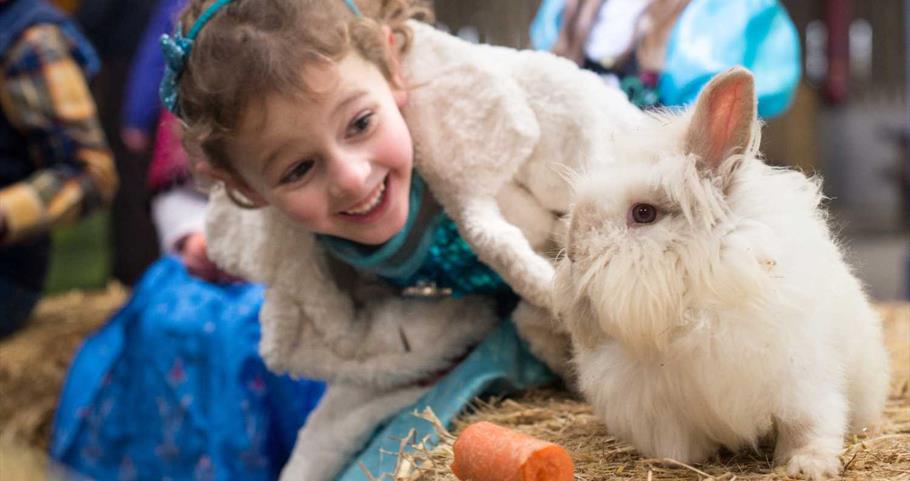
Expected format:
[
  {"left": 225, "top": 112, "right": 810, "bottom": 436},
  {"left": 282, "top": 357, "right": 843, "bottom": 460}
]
[{"left": 205, "top": 21, "right": 643, "bottom": 480}]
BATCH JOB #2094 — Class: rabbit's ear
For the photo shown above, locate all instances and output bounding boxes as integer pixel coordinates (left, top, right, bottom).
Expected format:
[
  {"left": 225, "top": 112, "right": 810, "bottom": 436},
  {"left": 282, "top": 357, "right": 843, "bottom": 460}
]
[{"left": 684, "top": 67, "right": 757, "bottom": 178}]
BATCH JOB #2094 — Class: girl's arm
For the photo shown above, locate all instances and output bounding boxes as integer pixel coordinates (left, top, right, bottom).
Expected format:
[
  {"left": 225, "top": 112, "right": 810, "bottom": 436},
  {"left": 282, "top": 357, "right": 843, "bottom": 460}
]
[
  {"left": 405, "top": 35, "right": 646, "bottom": 312},
  {"left": 405, "top": 59, "right": 556, "bottom": 309}
]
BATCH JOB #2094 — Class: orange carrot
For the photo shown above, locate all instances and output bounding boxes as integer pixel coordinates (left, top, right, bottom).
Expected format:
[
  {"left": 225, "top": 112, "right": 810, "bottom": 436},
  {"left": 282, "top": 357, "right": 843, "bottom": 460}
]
[{"left": 450, "top": 421, "right": 574, "bottom": 481}]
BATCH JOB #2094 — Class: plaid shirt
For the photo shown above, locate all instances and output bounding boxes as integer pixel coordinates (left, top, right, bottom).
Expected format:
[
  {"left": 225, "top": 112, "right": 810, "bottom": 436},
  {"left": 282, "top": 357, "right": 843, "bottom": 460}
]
[{"left": 0, "top": 23, "right": 117, "bottom": 245}]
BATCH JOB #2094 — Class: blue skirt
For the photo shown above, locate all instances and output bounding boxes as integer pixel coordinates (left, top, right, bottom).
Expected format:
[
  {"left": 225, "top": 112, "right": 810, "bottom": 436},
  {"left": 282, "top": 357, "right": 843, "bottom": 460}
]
[
  {"left": 50, "top": 257, "right": 326, "bottom": 481},
  {"left": 51, "top": 257, "right": 556, "bottom": 480}
]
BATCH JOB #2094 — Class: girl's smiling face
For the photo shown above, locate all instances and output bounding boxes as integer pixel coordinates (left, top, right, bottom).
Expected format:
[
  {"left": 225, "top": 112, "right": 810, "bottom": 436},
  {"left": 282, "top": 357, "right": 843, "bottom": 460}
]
[{"left": 225, "top": 52, "right": 413, "bottom": 245}]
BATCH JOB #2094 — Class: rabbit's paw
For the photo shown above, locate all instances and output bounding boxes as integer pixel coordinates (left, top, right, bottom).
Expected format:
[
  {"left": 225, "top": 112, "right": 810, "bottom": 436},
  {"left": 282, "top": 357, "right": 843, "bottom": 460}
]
[
  {"left": 782, "top": 449, "right": 841, "bottom": 480},
  {"left": 521, "top": 255, "right": 556, "bottom": 308}
]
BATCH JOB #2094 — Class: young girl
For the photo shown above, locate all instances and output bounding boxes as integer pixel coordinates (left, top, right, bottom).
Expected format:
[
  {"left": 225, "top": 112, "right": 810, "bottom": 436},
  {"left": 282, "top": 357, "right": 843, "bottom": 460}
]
[{"left": 162, "top": 0, "right": 654, "bottom": 479}]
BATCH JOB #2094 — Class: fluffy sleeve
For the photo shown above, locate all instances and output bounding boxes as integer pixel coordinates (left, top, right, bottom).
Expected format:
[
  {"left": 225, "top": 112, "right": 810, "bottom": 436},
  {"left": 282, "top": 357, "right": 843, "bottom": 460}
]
[
  {"left": 405, "top": 59, "right": 540, "bottom": 209},
  {"left": 403, "top": 46, "right": 559, "bottom": 308}
]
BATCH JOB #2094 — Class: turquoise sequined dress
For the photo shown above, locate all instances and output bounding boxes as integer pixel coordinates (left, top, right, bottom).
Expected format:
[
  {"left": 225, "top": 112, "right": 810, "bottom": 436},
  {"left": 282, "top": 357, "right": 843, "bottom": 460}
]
[
  {"left": 319, "top": 173, "right": 555, "bottom": 481},
  {"left": 318, "top": 174, "right": 513, "bottom": 300}
]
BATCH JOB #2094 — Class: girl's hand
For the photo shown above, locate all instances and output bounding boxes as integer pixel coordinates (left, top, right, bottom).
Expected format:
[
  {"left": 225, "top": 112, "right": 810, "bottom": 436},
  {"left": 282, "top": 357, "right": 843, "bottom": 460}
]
[{"left": 176, "top": 232, "right": 241, "bottom": 283}]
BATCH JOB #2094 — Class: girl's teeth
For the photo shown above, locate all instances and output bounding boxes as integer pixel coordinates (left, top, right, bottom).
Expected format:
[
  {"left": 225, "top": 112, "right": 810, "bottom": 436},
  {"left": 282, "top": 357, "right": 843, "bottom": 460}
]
[{"left": 343, "top": 181, "right": 386, "bottom": 215}]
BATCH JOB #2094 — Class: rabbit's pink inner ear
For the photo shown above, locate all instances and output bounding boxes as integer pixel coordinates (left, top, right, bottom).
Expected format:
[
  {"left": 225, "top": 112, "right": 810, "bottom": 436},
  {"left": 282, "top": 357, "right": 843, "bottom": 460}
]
[{"left": 685, "top": 68, "right": 756, "bottom": 173}]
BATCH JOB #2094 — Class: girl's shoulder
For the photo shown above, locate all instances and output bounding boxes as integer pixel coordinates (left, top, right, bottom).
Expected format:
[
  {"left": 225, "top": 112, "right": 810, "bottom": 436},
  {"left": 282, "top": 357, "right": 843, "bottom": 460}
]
[
  {"left": 204, "top": 186, "right": 330, "bottom": 292},
  {"left": 404, "top": 20, "right": 617, "bottom": 111},
  {"left": 404, "top": 21, "right": 568, "bottom": 82}
]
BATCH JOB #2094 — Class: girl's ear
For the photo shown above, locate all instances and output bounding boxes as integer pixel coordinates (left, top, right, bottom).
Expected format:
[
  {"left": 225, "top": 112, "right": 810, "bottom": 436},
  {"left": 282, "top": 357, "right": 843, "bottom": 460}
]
[
  {"left": 684, "top": 67, "right": 756, "bottom": 178},
  {"left": 196, "top": 160, "right": 269, "bottom": 208},
  {"left": 383, "top": 24, "right": 395, "bottom": 49},
  {"left": 382, "top": 25, "right": 408, "bottom": 108}
]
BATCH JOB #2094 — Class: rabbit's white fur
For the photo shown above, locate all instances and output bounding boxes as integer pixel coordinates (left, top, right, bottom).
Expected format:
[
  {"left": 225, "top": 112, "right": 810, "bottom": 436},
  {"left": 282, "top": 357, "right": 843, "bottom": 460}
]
[{"left": 554, "top": 68, "right": 890, "bottom": 480}]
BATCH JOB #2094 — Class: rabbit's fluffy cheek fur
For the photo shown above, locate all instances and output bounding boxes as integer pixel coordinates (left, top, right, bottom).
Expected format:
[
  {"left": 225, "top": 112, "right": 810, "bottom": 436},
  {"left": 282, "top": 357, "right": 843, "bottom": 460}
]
[{"left": 561, "top": 157, "right": 781, "bottom": 356}]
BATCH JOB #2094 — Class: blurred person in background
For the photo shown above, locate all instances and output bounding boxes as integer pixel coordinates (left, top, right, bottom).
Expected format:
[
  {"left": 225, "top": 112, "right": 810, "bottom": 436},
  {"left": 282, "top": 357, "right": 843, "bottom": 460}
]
[
  {"left": 0, "top": 0, "right": 117, "bottom": 337},
  {"left": 117, "top": 0, "right": 210, "bottom": 274},
  {"left": 119, "top": 0, "right": 183, "bottom": 156},
  {"left": 531, "top": 0, "right": 801, "bottom": 117},
  {"left": 75, "top": 0, "right": 158, "bottom": 284}
]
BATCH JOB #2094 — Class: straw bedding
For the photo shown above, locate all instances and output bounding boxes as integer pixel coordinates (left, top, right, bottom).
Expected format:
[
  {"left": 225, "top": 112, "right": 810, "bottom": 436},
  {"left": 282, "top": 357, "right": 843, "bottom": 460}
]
[
  {"left": 0, "top": 283, "right": 128, "bottom": 449},
  {"left": 0, "top": 290, "right": 906, "bottom": 481},
  {"left": 391, "top": 303, "right": 910, "bottom": 481}
]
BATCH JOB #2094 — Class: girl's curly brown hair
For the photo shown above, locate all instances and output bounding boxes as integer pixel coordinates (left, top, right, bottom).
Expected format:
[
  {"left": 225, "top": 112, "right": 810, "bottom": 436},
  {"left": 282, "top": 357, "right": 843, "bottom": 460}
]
[{"left": 174, "top": 0, "right": 430, "bottom": 182}]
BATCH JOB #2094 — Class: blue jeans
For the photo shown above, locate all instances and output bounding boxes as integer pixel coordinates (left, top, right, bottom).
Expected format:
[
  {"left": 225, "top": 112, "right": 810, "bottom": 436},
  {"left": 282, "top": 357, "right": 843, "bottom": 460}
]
[{"left": 0, "top": 275, "right": 41, "bottom": 338}]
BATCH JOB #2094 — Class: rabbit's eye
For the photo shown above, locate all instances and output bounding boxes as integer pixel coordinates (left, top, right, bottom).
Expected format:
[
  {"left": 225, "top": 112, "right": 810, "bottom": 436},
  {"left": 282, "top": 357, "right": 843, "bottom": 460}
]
[{"left": 630, "top": 203, "right": 658, "bottom": 224}]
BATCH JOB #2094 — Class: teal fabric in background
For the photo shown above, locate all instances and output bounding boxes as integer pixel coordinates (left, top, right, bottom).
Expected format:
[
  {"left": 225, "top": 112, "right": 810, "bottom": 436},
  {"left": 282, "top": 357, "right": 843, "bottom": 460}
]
[
  {"left": 529, "top": 0, "right": 801, "bottom": 118},
  {"left": 529, "top": 0, "right": 564, "bottom": 51},
  {"left": 660, "top": 0, "right": 801, "bottom": 118}
]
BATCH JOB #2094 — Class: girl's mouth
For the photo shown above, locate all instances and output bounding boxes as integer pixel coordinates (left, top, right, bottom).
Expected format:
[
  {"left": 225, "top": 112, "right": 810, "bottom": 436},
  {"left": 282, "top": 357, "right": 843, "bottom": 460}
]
[{"left": 339, "top": 175, "right": 390, "bottom": 221}]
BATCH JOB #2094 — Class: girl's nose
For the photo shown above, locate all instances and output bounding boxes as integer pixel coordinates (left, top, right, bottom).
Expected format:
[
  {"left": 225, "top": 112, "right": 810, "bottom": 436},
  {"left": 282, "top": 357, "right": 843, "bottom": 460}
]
[{"left": 327, "top": 151, "right": 371, "bottom": 199}]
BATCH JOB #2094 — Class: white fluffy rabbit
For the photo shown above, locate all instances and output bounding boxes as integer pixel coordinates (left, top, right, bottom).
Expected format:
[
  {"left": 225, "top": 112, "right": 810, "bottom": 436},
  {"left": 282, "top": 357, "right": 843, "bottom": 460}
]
[{"left": 553, "top": 68, "right": 890, "bottom": 480}]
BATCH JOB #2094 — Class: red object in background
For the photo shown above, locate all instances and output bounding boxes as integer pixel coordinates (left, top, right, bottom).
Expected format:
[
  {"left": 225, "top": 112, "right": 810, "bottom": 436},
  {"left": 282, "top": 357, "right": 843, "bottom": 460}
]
[
  {"left": 825, "top": 0, "right": 851, "bottom": 103},
  {"left": 147, "top": 110, "right": 191, "bottom": 192}
]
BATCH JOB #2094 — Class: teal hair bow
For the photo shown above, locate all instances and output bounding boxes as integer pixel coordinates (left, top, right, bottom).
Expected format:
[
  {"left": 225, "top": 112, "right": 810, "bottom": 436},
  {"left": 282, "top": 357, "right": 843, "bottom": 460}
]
[
  {"left": 159, "top": 0, "right": 363, "bottom": 116},
  {"left": 159, "top": 29, "right": 194, "bottom": 114},
  {"left": 158, "top": 0, "right": 234, "bottom": 114}
]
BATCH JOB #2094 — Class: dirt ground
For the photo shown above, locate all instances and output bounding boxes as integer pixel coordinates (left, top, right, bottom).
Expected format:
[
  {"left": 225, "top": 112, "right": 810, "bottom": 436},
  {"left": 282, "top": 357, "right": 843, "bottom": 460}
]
[{"left": 0, "top": 288, "right": 906, "bottom": 481}]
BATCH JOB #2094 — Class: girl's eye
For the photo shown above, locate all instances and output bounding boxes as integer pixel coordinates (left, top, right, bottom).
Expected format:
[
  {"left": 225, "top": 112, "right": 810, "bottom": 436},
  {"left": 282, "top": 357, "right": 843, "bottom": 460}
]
[
  {"left": 630, "top": 203, "right": 659, "bottom": 224},
  {"left": 280, "top": 161, "right": 313, "bottom": 185},
  {"left": 346, "top": 112, "right": 374, "bottom": 137}
]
